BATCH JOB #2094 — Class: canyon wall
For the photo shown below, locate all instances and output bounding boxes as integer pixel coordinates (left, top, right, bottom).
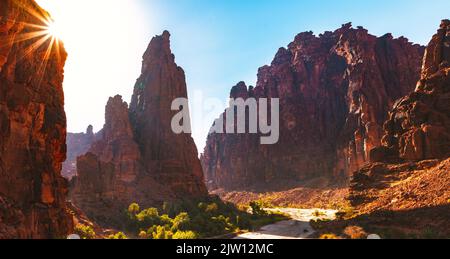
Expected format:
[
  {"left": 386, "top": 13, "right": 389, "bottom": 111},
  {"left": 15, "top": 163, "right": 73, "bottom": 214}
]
[
  {"left": 201, "top": 24, "right": 425, "bottom": 191},
  {"left": 72, "top": 31, "right": 207, "bottom": 226},
  {"left": 371, "top": 19, "right": 450, "bottom": 163},
  {"left": 0, "top": 0, "right": 72, "bottom": 238},
  {"left": 350, "top": 20, "right": 450, "bottom": 228},
  {"left": 62, "top": 126, "right": 95, "bottom": 179}
]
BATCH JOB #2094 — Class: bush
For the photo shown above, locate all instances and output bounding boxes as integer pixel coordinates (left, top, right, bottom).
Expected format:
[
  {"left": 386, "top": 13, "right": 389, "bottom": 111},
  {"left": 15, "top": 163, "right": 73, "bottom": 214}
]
[
  {"left": 128, "top": 203, "right": 140, "bottom": 215},
  {"left": 74, "top": 224, "right": 96, "bottom": 239},
  {"left": 313, "top": 210, "right": 326, "bottom": 217},
  {"left": 320, "top": 233, "right": 341, "bottom": 239},
  {"left": 121, "top": 198, "right": 287, "bottom": 239},
  {"left": 344, "top": 226, "right": 367, "bottom": 239},
  {"left": 138, "top": 231, "right": 148, "bottom": 239},
  {"left": 249, "top": 201, "right": 266, "bottom": 216},
  {"left": 172, "top": 212, "right": 191, "bottom": 232},
  {"left": 205, "top": 203, "right": 219, "bottom": 213},
  {"left": 136, "top": 208, "right": 161, "bottom": 227},
  {"left": 335, "top": 206, "right": 355, "bottom": 220},
  {"left": 152, "top": 226, "right": 173, "bottom": 239},
  {"left": 211, "top": 215, "right": 235, "bottom": 232},
  {"left": 173, "top": 231, "right": 198, "bottom": 239},
  {"left": 107, "top": 232, "right": 128, "bottom": 239}
]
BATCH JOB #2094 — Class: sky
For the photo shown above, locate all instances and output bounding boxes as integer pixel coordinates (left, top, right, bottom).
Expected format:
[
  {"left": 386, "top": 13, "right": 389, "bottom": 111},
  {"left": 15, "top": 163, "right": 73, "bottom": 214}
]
[{"left": 36, "top": 0, "right": 450, "bottom": 152}]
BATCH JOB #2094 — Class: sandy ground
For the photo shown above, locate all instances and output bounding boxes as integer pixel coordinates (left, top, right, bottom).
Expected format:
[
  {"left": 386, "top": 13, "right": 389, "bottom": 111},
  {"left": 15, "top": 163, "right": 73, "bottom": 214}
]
[{"left": 235, "top": 208, "right": 337, "bottom": 239}]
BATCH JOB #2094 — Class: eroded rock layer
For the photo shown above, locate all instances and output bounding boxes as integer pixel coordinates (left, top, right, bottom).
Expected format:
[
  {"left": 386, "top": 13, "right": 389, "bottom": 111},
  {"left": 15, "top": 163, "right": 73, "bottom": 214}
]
[
  {"left": 202, "top": 24, "right": 424, "bottom": 191},
  {"left": 72, "top": 32, "right": 207, "bottom": 226},
  {"left": 0, "top": 0, "right": 72, "bottom": 238}
]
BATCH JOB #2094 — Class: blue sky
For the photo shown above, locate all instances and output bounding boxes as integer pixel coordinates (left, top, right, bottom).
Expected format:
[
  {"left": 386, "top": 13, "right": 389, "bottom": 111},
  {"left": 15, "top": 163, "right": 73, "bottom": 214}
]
[
  {"left": 145, "top": 0, "right": 449, "bottom": 97},
  {"left": 37, "top": 0, "right": 450, "bottom": 151}
]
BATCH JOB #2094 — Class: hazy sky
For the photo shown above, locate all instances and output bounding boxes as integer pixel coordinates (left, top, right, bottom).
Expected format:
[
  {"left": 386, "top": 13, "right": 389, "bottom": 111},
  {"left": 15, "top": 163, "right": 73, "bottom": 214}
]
[{"left": 37, "top": 0, "right": 450, "bottom": 151}]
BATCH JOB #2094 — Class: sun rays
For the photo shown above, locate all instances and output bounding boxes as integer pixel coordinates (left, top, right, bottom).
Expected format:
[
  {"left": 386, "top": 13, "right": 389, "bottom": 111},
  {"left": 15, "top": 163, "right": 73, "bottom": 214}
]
[{"left": 0, "top": 0, "right": 64, "bottom": 86}]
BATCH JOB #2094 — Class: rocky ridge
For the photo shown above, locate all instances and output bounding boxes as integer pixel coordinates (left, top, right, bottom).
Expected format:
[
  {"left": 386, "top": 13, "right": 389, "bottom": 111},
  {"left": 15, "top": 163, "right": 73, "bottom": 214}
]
[{"left": 202, "top": 24, "right": 425, "bottom": 191}]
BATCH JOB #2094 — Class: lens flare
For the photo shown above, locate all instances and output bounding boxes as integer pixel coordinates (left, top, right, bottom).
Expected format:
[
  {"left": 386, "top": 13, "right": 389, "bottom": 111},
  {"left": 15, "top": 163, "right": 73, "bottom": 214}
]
[
  {"left": 0, "top": 1, "right": 64, "bottom": 87},
  {"left": 45, "top": 20, "right": 62, "bottom": 39}
]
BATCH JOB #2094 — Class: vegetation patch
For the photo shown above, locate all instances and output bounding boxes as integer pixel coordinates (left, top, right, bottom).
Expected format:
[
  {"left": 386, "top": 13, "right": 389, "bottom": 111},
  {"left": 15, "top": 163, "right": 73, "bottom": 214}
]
[{"left": 109, "top": 196, "right": 289, "bottom": 239}]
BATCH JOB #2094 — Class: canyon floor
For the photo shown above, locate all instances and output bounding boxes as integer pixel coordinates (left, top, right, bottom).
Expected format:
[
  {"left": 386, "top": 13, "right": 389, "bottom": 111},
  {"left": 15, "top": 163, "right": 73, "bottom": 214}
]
[{"left": 235, "top": 208, "right": 337, "bottom": 239}]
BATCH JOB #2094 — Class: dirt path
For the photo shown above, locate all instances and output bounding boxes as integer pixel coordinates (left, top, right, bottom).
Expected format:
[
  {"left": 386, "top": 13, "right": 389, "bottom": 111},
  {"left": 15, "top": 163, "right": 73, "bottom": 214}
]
[{"left": 235, "top": 208, "right": 337, "bottom": 239}]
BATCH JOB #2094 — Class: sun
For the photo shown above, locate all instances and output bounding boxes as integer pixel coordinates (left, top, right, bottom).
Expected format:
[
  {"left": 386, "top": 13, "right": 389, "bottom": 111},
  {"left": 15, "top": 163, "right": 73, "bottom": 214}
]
[
  {"left": 34, "top": 0, "right": 151, "bottom": 134},
  {"left": 45, "top": 20, "right": 63, "bottom": 39}
]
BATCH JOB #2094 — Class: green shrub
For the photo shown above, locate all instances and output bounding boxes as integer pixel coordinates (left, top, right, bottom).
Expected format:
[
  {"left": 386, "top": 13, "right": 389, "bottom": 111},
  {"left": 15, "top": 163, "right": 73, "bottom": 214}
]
[
  {"left": 205, "top": 203, "right": 219, "bottom": 213},
  {"left": 121, "top": 197, "right": 287, "bottom": 239},
  {"left": 136, "top": 208, "right": 161, "bottom": 226},
  {"left": 128, "top": 203, "right": 140, "bottom": 215},
  {"left": 152, "top": 226, "right": 173, "bottom": 239},
  {"left": 173, "top": 231, "right": 198, "bottom": 239},
  {"left": 312, "top": 210, "right": 326, "bottom": 217},
  {"left": 138, "top": 231, "right": 148, "bottom": 239},
  {"left": 172, "top": 212, "right": 191, "bottom": 232},
  {"left": 249, "top": 201, "right": 266, "bottom": 216},
  {"left": 107, "top": 232, "right": 128, "bottom": 239},
  {"left": 344, "top": 226, "right": 368, "bottom": 239},
  {"left": 74, "top": 224, "right": 96, "bottom": 239},
  {"left": 335, "top": 206, "right": 355, "bottom": 220}
]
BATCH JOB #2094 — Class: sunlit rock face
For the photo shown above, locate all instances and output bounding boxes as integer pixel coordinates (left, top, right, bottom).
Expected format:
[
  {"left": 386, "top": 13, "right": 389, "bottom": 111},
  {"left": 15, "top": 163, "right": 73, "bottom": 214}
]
[
  {"left": 349, "top": 21, "right": 450, "bottom": 231},
  {"left": 371, "top": 19, "right": 450, "bottom": 163},
  {"left": 201, "top": 24, "right": 425, "bottom": 191},
  {"left": 0, "top": 0, "right": 72, "bottom": 238},
  {"left": 72, "top": 32, "right": 207, "bottom": 226}
]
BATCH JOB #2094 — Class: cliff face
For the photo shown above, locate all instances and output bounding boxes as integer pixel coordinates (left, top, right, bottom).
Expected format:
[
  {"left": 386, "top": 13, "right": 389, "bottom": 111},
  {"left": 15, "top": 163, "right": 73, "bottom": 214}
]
[
  {"left": 372, "top": 19, "right": 450, "bottom": 163},
  {"left": 0, "top": 0, "right": 72, "bottom": 238},
  {"left": 72, "top": 32, "right": 207, "bottom": 226},
  {"left": 129, "top": 31, "right": 206, "bottom": 197},
  {"left": 62, "top": 126, "right": 95, "bottom": 179},
  {"left": 346, "top": 20, "right": 450, "bottom": 237},
  {"left": 201, "top": 24, "right": 424, "bottom": 191}
]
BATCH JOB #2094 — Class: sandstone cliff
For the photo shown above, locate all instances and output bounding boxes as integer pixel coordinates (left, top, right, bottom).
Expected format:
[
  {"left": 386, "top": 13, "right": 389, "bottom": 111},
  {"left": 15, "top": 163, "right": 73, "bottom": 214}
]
[
  {"left": 129, "top": 31, "right": 207, "bottom": 198},
  {"left": 371, "top": 19, "right": 450, "bottom": 163},
  {"left": 62, "top": 126, "right": 95, "bottom": 179},
  {"left": 202, "top": 24, "right": 424, "bottom": 191},
  {"left": 0, "top": 0, "right": 72, "bottom": 238},
  {"left": 352, "top": 19, "right": 450, "bottom": 210},
  {"left": 72, "top": 32, "right": 207, "bottom": 226},
  {"left": 345, "top": 20, "right": 450, "bottom": 238}
]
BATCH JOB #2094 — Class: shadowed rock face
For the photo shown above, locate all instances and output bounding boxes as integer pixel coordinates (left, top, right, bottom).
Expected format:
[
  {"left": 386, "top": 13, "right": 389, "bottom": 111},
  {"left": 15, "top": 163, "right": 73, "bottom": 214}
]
[
  {"left": 129, "top": 31, "right": 207, "bottom": 198},
  {"left": 372, "top": 19, "right": 450, "bottom": 163},
  {"left": 201, "top": 24, "right": 424, "bottom": 191},
  {"left": 72, "top": 32, "right": 207, "bottom": 226},
  {"left": 0, "top": 0, "right": 72, "bottom": 238},
  {"left": 62, "top": 126, "right": 95, "bottom": 179}
]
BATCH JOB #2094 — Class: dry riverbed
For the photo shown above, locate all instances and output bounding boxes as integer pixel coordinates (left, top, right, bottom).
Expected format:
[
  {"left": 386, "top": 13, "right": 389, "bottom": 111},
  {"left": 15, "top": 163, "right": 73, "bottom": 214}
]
[{"left": 235, "top": 208, "right": 337, "bottom": 239}]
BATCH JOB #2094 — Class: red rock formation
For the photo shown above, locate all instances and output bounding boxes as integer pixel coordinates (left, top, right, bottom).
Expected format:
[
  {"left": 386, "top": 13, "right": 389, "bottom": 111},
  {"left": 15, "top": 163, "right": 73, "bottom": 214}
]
[
  {"left": 0, "top": 0, "right": 72, "bottom": 238},
  {"left": 202, "top": 24, "right": 424, "bottom": 191},
  {"left": 372, "top": 19, "right": 450, "bottom": 162},
  {"left": 72, "top": 32, "right": 207, "bottom": 226},
  {"left": 347, "top": 20, "right": 450, "bottom": 237},
  {"left": 62, "top": 126, "right": 95, "bottom": 179},
  {"left": 129, "top": 31, "right": 206, "bottom": 198}
]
